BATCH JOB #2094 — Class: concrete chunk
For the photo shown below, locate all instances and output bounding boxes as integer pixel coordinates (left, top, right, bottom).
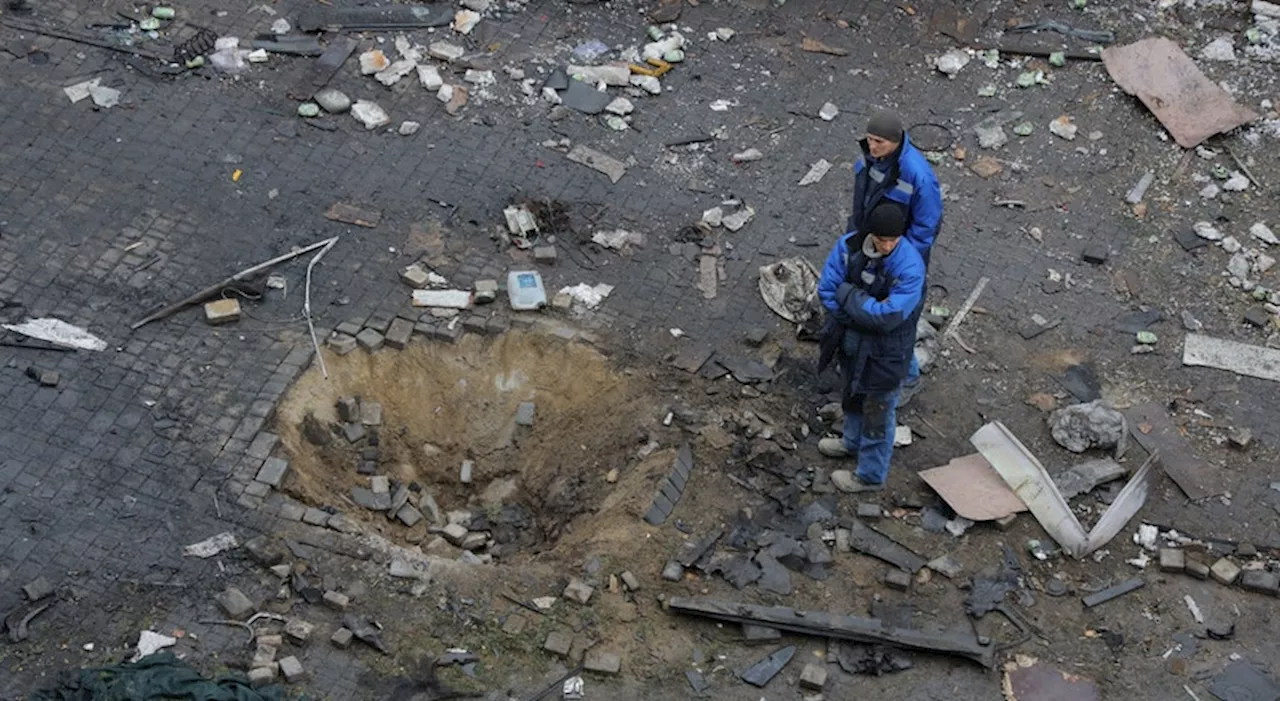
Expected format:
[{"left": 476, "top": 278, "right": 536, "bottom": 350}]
[
  {"left": 442, "top": 523, "right": 468, "bottom": 545},
  {"left": 544, "top": 629, "right": 573, "bottom": 657},
  {"left": 396, "top": 504, "right": 423, "bottom": 527},
  {"left": 248, "top": 666, "right": 277, "bottom": 687},
  {"left": 385, "top": 318, "right": 413, "bottom": 349},
  {"left": 361, "top": 401, "right": 383, "bottom": 426},
  {"left": 515, "top": 402, "right": 535, "bottom": 426},
  {"left": 884, "top": 570, "right": 911, "bottom": 591},
  {"left": 22, "top": 577, "right": 54, "bottom": 602},
  {"left": 284, "top": 618, "right": 314, "bottom": 642}
]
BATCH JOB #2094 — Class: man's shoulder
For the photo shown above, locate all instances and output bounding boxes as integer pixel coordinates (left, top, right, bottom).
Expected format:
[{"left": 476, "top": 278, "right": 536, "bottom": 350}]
[
  {"left": 899, "top": 145, "right": 939, "bottom": 182},
  {"left": 887, "top": 243, "right": 925, "bottom": 277}
]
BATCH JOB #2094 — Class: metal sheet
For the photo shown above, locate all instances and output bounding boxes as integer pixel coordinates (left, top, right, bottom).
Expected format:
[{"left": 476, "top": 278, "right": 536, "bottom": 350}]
[
  {"left": 919, "top": 453, "right": 1027, "bottom": 521},
  {"left": 970, "top": 422, "right": 1155, "bottom": 558},
  {"left": 844, "top": 519, "right": 927, "bottom": 573},
  {"left": 1183, "top": 332, "right": 1280, "bottom": 384},
  {"left": 1101, "top": 37, "right": 1258, "bottom": 148}
]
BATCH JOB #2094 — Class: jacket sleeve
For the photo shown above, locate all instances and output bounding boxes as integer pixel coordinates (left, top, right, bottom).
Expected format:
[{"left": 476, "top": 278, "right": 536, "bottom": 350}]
[
  {"left": 841, "top": 258, "right": 924, "bottom": 334},
  {"left": 906, "top": 166, "right": 943, "bottom": 256},
  {"left": 817, "top": 235, "right": 850, "bottom": 314}
]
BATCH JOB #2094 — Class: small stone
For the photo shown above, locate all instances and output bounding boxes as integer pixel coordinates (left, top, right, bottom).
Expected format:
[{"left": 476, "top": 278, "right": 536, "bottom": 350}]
[
  {"left": 744, "top": 327, "right": 768, "bottom": 346},
  {"left": 255, "top": 457, "right": 290, "bottom": 488},
  {"left": 544, "top": 630, "right": 573, "bottom": 657},
  {"left": 1159, "top": 548, "right": 1185, "bottom": 573},
  {"left": 296, "top": 103, "right": 320, "bottom": 118},
  {"left": 1244, "top": 307, "right": 1271, "bottom": 328},
  {"left": 534, "top": 246, "right": 557, "bottom": 264},
  {"left": 620, "top": 571, "right": 641, "bottom": 591},
  {"left": 270, "top": 564, "right": 291, "bottom": 578},
  {"left": 515, "top": 402, "right": 535, "bottom": 426},
  {"left": 818, "top": 102, "right": 839, "bottom": 121},
  {"left": 1181, "top": 311, "right": 1203, "bottom": 332},
  {"left": 1082, "top": 245, "right": 1109, "bottom": 264},
  {"left": 357, "top": 402, "right": 382, "bottom": 427},
  {"left": 460, "top": 460, "right": 474, "bottom": 483},
  {"left": 244, "top": 536, "right": 285, "bottom": 566},
  {"left": 327, "top": 333, "right": 357, "bottom": 355},
  {"left": 1210, "top": 557, "right": 1241, "bottom": 585},
  {"left": 248, "top": 667, "right": 277, "bottom": 687},
  {"left": 605, "top": 97, "right": 634, "bottom": 115},
  {"left": 401, "top": 264, "right": 431, "bottom": 288},
  {"left": 583, "top": 649, "right": 622, "bottom": 675},
  {"left": 322, "top": 590, "right": 350, "bottom": 611},
  {"left": 22, "top": 577, "right": 53, "bottom": 602},
  {"left": 302, "top": 508, "right": 329, "bottom": 526},
  {"left": 278, "top": 656, "right": 306, "bottom": 684},
  {"left": 1239, "top": 570, "right": 1280, "bottom": 596},
  {"left": 460, "top": 532, "right": 488, "bottom": 551},
  {"left": 396, "top": 504, "right": 423, "bottom": 527},
  {"left": 662, "top": 560, "right": 685, "bottom": 581},
  {"left": 330, "top": 628, "right": 353, "bottom": 648},
  {"left": 217, "top": 587, "right": 255, "bottom": 620},
  {"left": 800, "top": 662, "right": 828, "bottom": 690},
  {"left": 1238, "top": 542, "right": 1258, "bottom": 558},
  {"left": 398, "top": 120, "right": 421, "bottom": 136},
  {"left": 1049, "top": 115, "right": 1078, "bottom": 140},
  {"left": 356, "top": 328, "right": 384, "bottom": 351},
  {"left": 731, "top": 148, "right": 764, "bottom": 163},
  {"left": 564, "top": 578, "right": 594, "bottom": 604},
  {"left": 856, "top": 502, "right": 881, "bottom": 519},
  {"left": 204, "top": 298, "right": 241, "bottom": 325},
  {"left": 314, "top": 88, "right": 351, "bottom": 114},
  {"left": 350, "top": 100, "right": 390, "bottom": 130},
  {"left": 884, "top": 569, "right": 911, "bottom": 591},
  {"left": 1229, "top": 427, "right": 1252, "bottom": 449}
]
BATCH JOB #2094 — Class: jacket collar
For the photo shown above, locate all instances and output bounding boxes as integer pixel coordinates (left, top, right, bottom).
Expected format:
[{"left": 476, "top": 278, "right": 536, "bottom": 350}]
[{"left": 858, "top": 131, "right": 910, "bottom": 166}]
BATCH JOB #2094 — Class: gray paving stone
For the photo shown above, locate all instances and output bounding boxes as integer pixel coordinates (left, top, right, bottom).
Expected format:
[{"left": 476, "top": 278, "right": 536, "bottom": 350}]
[
  {"left": 361, "top": 401, "right": 383, "bottom": 426},
  {"left": 328, "top": 333, "right": 358, "bottom": 355},
  {"left": 244, "top": 481, "right": 271, "bottom": 497},
  {"left": 303, "top": 508, "right": 330, "bottom": 526},
  {"left": 255, "top": 457, "right": 290, "bottom": 488},
  {"left": 385, "top": 318, "right": 413, "bottom": 349},
  {"left": 356, "top": 328, "right": 385, "bottom": 351},
  {"left": 217, "top": 587, "right": 255, "bottom": 620},
  {"left": 246, "top": 432, "right": 280, "bottom": 460}
]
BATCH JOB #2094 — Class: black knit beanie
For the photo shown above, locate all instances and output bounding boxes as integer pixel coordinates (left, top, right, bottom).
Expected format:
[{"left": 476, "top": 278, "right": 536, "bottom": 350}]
[
  {"left": 866, "top": 204, "right": 907, "bottom": 238},
  {"left": 866, "top": 110, "right": 904, "bottom": 143}
]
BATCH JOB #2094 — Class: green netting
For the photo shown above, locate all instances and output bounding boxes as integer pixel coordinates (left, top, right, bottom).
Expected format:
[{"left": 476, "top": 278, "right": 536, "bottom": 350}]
[{"left": 28, "top": 652, "right": 285, "bottom": 701}]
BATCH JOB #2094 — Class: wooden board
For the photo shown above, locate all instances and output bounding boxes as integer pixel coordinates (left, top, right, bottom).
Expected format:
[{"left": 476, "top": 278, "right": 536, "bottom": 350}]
[
  {"left": 1102, "top": 37, "right": 1258, "bottom": 148},
  {"left": 1124, "top": 402, "right": 1214, "bottom": 501},
  {"left": 920, "top": 453, "right": 1027, "bottom": 521}
]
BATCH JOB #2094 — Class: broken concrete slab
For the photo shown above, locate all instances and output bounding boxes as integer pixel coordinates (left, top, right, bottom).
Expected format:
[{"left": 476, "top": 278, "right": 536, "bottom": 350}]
[
  {"left": 566, "top": 144, "right": 626, "bottom": 184},
  {"left": 1102, "top": 37, "right": 1258, "bottom": 148},
  {"left": 843, "top": 519, "right": 926, "bottom": 573},
  {"left": 1048, "top": 400, "right": 1127, "bottom": 455},
  {"left": 1182, "top": 332, "right": 1280, "bottom": 384},
  {"left": 1208, "top": 661, "right": 1280, "bottom": 701},
  {"left": 217, "top": 587, "right": 255, "bottom": 620},
  {"left": 1003, "top": 655, "right": 1101, "bottom": 701}
]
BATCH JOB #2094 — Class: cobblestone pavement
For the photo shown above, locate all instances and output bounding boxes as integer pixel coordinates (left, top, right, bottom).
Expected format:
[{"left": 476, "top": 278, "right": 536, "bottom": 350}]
[{"left": 3, "top": 0, "right": 1280, "bottom": 698}]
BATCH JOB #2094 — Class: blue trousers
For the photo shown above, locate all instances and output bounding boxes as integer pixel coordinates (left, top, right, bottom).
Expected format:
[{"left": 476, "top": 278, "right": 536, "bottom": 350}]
[
  {"left": 906, "top": 352, "right": 920, "bottom": 386},
  {"left": 840, "top": 389, "right": 899, "bottom": 485}
]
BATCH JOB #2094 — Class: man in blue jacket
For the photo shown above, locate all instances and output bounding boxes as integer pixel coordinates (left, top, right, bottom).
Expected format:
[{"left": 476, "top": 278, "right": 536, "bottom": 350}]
[
  {"left": 816, "top": 204, "right": 925, "bottom": 492},
  {"left": 848, "top": 111, "right": 942, "bottom": 405}
]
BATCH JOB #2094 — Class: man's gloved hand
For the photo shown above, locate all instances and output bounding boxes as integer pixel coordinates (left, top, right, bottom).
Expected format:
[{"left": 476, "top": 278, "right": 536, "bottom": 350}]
[{"left": 836, "top": 282, "right": 870, "bottom": 312}]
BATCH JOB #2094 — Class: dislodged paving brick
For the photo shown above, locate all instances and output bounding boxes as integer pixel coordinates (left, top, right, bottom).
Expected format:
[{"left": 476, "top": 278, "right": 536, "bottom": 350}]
[
  {"left": 244, "top": 536, "right": 285, "bottom": 566},
  {"left": 217, "top": 587, "right": 255, "bottom": 620},
  {"left": 327, "top": 333, "right": 357, "bottom": 355},
  {"left": 248, "top": 666, "right": 277, "bottom": 687},
  {"left": 356, "top": 328, "right": 384, "bottom": 350},
  {"left": 361, "top": 401, "right": 383, "bottom": 426},
  {"left": 284, "top": 618, "right": 314, "bottom": 642},
  {"left": 502, "top": 614, "right": 527, "bottom": 635},
  {"left": 1211, "top": 558, "right": 1241, "bottom": 585},
  {"left": 800, "top": 663, "right": 827, "bottom": 690},
  {"left": 302, "top": 508, "right": 330, "bottom": 526},
  {"left": 246, "top": 432, "right": 280, "bottom": 460},
  {"left": 544, "top": 629, "right": 573, "bottom": 657},
  {"left": 460, "top": 532, "right": 488, "bottom": 551},
  {"left": 1186, "top": 558, "right": 1210, "bottom": 580},
  {"left": 205, "top": 298, "right": 241, "bottom": 325},
  {"left": 343, "top": 423, "right": 366, "bottom": 443},
  {"left": 23, "top": 577, "right": 54, "bottom": 601},
  {"left": 884, "top": 569, "right": 912, "bottom": 591},
  {"left": 515, "top": 402, "right": 535, "bottom": 426},
  {"left": 370, "top": 475, "right": 390, "bottom": 494},
  {"left": 396, "top": 504, "right": 423, "bottom": 527},
  {"left": 442, "top": 523, "right": 468, "bottom": 545},
  {"left": 1159, "top": 548, "right": 1185, "bottom": 573},
  {"left": 1240, "top": 570, "right": 1280, "bottom": 596},
  {"left": 583, "top": 648, "right": 622, "bottom": 675},
  {"left": 278, "top": 655, "right": 306, "bottom": 683},
  {"left": 563, "top": 577, "right": 594, "bottom": 604},
  {"left": 337, "top": 396, "right": 360, "bottom": 422},
  {"left": 255, "top": 457, "right": 290, "bottom": 488},
  {"left": 323, "top": 590, "right": 350, "bottom": 610},
  {"left": 474, "top": 279, "right": 498, "bottom": 303},
  {"left": 331, "top": 628, "right": 353, "bottom": 648},
  {"left": 385, "top": 318, "right": 413, "bottom": 349},
  {"left": 620, "top": 571, "right": 640, "bottom": 591}
]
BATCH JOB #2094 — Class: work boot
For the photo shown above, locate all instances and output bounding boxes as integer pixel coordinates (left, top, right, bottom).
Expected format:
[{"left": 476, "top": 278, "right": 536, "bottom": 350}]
[
  {"left": 831, "top": 469, "right": 885, "bottom": 493},
  {"left": 898, "top": 379, "right": 923, "bottom": 408},
  {"left": 818, "top": 437, "right": 851, "bottom": 458}
]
